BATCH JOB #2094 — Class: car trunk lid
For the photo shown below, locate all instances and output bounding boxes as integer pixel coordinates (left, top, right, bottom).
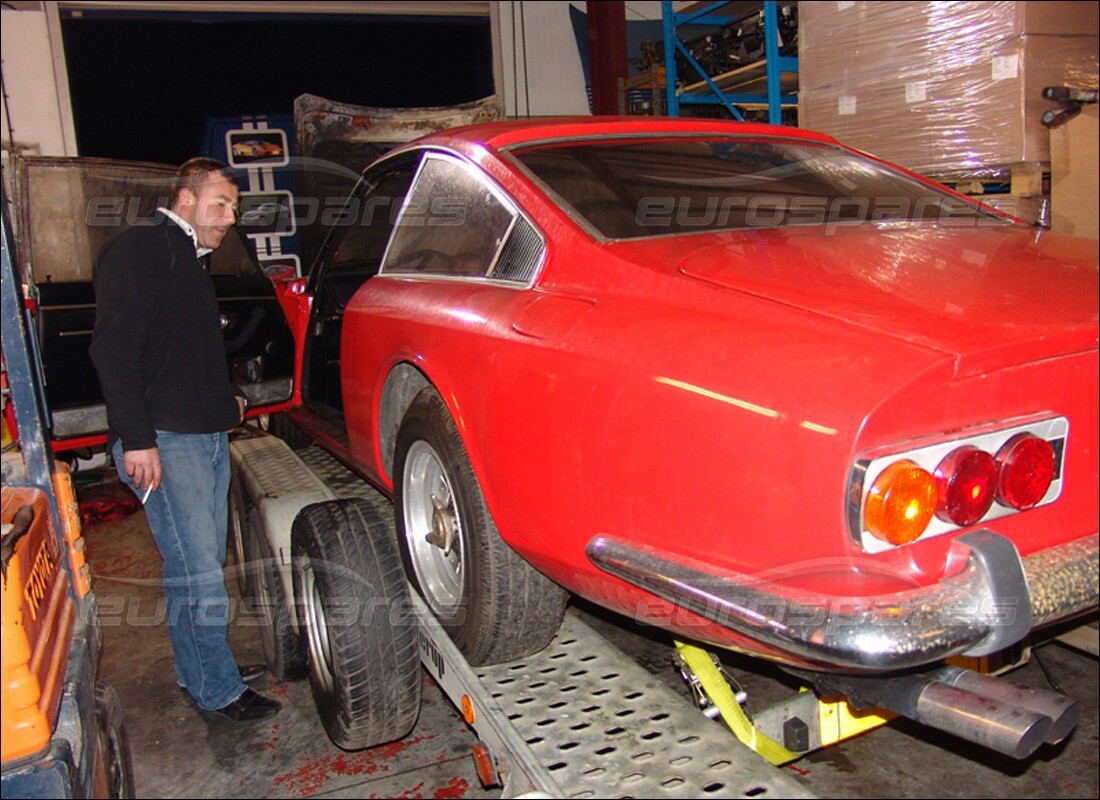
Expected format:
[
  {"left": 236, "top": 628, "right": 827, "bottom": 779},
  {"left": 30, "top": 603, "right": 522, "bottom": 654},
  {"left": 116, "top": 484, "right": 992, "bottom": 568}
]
[{"left": 667, "top": 223, "right": 1099, "bottom": 379}]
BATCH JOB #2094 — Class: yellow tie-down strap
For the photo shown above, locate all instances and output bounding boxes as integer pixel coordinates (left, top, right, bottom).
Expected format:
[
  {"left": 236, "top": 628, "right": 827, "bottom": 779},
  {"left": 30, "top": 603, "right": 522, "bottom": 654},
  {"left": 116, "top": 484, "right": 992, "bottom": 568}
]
[
  {"left": 675, "top": 641, "right": 799, "bottom": 766},
  {"left": 676, "top": 641, "right": 896, "bottom": 762}
]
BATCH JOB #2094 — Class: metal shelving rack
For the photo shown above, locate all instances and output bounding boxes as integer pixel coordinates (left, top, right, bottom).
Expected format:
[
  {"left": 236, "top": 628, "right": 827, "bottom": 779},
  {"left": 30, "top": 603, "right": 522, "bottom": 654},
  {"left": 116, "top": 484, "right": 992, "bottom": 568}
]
[{"left": 662, "top": 0, "right": 797, "bottom": 124}]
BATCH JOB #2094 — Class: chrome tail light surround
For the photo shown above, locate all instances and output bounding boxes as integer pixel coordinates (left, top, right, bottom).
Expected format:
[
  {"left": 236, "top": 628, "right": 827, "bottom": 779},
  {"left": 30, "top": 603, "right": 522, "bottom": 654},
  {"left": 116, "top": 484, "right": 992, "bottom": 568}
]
[{"left": 848, "top": 416, "right": 1067, "bottom": 554}]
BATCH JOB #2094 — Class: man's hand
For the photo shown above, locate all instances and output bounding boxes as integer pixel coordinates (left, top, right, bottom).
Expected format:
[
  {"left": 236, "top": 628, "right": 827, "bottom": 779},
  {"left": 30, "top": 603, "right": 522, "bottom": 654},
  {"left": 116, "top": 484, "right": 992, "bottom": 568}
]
[
  {"left": 124, "top": 447, "right": 162, "bottom": 494},
  {"left": 236, "top": 395, "right": 248, "bottom": 423}
]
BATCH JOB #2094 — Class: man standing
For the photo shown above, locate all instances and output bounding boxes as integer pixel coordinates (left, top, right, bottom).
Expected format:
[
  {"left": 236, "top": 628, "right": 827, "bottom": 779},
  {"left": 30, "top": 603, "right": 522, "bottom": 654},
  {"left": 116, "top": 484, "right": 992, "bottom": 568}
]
[{"left": 91, "top": 158, "right": 280, "bottom": 721}]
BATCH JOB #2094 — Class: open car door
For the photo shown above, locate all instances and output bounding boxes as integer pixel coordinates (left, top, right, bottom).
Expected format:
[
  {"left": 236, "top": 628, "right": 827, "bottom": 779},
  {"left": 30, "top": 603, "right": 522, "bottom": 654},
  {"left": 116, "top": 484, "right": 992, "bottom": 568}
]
[{"left": 12, "top": 155, "right": 295, "bottom": 450}]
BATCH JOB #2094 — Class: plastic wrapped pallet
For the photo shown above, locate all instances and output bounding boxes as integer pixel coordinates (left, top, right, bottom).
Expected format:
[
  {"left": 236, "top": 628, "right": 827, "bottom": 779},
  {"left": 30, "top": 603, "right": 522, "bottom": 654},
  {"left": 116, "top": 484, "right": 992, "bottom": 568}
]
[
  {"left": 800, "top": 1, "right": 1099, "bottom": 180},
  {"left": 1049, "top": 104, "right": 1099, "bottom": 238}
]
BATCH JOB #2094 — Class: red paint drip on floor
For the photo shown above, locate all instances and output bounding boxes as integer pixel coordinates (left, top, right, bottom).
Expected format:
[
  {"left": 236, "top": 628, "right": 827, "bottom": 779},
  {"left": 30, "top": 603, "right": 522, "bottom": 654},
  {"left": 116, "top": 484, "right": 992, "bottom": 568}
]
[
  {"left": 262, "top": 722, "right": 282, "bottom": 750},
  {"left": 91, "top": 552, "right": 158, "bottom": 581},
  {"left": 273, "top": 736, "right": 428, "bottom": 796},
  {"left": 432, "top": 775, "right": 470, "bottom": 798}
]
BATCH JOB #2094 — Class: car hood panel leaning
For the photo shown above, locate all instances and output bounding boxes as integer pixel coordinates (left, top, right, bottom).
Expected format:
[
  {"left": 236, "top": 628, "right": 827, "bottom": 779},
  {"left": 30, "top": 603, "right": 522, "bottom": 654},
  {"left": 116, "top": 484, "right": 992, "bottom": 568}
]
[{"left": 674, "top": 223, "right": 1099, "bottom": 378}]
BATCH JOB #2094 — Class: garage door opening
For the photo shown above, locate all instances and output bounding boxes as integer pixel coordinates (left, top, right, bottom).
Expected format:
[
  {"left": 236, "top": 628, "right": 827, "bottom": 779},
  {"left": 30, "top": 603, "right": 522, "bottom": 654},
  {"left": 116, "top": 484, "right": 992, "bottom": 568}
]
[{"left": 60, "top": 6, "right": 493, "bottom": 165}]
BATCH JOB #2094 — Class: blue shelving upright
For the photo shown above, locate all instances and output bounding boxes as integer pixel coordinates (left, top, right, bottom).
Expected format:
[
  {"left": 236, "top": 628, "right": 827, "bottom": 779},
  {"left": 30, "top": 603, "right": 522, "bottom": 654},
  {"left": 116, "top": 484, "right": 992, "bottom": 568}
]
[{"left": 662, "top": 1, "right": 797, "bottom": 124}]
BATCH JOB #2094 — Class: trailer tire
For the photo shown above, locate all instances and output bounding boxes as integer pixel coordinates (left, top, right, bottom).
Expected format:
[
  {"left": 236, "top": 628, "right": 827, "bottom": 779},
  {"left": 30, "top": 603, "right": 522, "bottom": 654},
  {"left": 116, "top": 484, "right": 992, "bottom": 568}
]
[
  {"left": 94, "top": 683, "right": 136, "bottom": 799},
  {"left": 291, "top": 498, "right": 422, "bottom": 750},
  {"left": 228, "top": 472, "right": 256, "bottom": 600},
  {"left": 246, "top": 519, "right": 306, "bottom": 681},
  {"left": 394, "top": 387, "right": 568, "bottom": 666},
  {"left": 268, "top": 412, "right": 312, "bottom": 450}
]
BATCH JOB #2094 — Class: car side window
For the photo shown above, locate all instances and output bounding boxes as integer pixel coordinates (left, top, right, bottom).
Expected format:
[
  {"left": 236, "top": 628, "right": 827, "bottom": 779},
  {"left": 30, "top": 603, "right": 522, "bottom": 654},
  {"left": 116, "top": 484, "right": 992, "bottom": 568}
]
[
  {"left": 329, "top": 160, "right": 418, "bottom": 272},
  {"left": 382, "top": 154, "right": 530, "bottom": 280}
]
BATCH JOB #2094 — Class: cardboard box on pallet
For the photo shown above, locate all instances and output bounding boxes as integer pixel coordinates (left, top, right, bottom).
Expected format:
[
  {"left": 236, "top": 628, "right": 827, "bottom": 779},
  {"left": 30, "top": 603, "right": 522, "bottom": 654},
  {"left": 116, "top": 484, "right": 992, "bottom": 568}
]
[
  {"left": 1050, "top": 104, "right": 1099, "bottom": 239},
  {"left": 800, "top": 1, "right": 1098, "bottom": 65},
  {"left": 800, "top": 1, "right": 1099, "bottom": 179}
]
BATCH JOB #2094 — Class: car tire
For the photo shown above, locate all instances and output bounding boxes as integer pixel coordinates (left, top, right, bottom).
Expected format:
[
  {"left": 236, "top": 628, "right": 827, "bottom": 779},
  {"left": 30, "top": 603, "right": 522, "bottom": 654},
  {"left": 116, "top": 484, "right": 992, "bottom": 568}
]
[
  {"left": 94, "top": 683, "right": 136, "bottom": 799},
  {"left": 245, "top": 517, "right": 306, "bottom": 681},
  {"left": 291, "top": 499, "right": 422, "bottom": 750},
  {"left": 268, "top": 412, "right": 312, "bottom": 450},
  {"left": 394, "top": 387, "right": 568, "bottom": 666},
  {"left": 228, "top": 472, "right": 256, "bottom": 600}
]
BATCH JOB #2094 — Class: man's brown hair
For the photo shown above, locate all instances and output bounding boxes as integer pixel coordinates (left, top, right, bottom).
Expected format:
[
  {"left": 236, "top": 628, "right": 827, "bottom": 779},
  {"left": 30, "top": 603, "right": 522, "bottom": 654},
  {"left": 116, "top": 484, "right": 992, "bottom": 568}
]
[{"left": 171, "top": 158, "right": 238, "bottom": 207}]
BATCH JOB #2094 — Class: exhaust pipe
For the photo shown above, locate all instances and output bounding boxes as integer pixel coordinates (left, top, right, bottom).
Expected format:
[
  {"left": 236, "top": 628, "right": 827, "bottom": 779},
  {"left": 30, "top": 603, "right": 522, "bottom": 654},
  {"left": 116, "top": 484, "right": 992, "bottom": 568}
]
[
  {"left": 801, "top": 666, "right": 1079, "bottom": 760},
  {"left": 932, "top": 665, "right": 1082, "bottom": 745},
  {"left": 914, "top": 680, "right": 1051, "bottom": 759}
]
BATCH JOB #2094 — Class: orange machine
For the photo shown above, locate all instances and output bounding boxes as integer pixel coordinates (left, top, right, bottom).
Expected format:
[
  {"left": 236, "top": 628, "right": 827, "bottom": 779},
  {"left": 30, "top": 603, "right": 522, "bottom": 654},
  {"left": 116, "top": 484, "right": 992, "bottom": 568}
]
[
  {"left": 2, "top": 186, "right": 133, "bottom": 797},
  {"left": 2, "top": 466, "right": 89, "bottom": 763}
]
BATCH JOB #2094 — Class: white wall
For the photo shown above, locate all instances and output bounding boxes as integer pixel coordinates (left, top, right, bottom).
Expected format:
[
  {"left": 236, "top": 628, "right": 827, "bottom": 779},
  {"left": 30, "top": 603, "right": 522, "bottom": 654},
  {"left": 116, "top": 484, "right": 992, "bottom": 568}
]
[
  {"left": 0, "top": 2, "right": 77, "bottom": 157},
  {"left": 497, "top": 1, "right": 590, "bottom": 117},
  {"left": 624, "top": 2, "right": 664, "bottom": 22},
  {"left": 496, "top": 1, "right": 666, "bottom": 118}
]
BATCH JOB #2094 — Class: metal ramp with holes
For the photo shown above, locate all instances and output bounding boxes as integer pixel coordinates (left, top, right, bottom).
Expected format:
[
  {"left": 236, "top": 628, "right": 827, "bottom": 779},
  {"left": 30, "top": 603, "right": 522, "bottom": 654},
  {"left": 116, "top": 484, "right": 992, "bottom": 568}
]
[
  {"left": 475, "top": 613, "right": 815, "bottom": 799},
  {"left": 244, "top": 432, "right": 814, "bottom": 798}
]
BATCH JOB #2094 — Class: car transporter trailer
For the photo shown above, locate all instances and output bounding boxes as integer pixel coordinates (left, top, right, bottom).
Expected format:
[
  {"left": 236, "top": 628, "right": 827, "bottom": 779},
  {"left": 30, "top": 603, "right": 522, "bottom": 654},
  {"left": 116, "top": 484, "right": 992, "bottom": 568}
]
[{"left": 229, "top": 426, "right": 821, "bottom": 799}]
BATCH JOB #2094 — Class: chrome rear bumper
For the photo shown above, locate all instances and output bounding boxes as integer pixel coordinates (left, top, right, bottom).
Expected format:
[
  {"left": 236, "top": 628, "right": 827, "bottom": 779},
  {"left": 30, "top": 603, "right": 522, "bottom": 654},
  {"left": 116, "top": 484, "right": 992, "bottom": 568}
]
[{"left": 587, "top": 531, "right": 1099, "bottom": 672}]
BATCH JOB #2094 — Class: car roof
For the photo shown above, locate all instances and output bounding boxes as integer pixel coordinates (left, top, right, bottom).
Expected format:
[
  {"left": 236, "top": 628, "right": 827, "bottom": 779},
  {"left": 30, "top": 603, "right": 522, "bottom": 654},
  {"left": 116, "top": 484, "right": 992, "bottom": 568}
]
[{"left": 409, "top": 116, "right": 842, "bottom": 152}]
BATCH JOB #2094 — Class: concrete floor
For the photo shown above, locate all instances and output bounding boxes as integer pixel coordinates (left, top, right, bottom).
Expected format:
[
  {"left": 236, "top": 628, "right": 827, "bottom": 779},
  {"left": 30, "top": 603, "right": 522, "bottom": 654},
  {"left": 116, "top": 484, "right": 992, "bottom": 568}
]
[{"left": 77, "top": 469, "right": 1099, "bottom": 799}]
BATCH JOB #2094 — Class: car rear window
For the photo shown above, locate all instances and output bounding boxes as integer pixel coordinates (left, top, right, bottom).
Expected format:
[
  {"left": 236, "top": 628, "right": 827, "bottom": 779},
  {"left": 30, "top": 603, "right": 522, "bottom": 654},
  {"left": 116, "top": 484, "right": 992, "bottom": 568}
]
[{"left": 510, "top": 137, "right": 999, "bottom": 239}]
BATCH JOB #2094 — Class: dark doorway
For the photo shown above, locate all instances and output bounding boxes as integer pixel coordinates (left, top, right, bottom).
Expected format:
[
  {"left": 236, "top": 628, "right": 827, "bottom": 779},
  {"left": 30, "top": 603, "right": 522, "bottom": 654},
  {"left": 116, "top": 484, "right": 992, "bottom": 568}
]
[{"left": 61, "top": 9, "right": 494, "bottom": 164}]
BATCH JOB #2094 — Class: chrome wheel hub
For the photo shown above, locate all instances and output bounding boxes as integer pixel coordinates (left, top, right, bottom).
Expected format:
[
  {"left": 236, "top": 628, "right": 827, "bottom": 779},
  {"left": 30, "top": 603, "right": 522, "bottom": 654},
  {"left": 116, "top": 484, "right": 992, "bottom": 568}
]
[
  {"left": 297, "top": 557, "right": 334, "bottom": 693},
  {"left": 403, "top": 440, "right": 464, "bottom": 617}
]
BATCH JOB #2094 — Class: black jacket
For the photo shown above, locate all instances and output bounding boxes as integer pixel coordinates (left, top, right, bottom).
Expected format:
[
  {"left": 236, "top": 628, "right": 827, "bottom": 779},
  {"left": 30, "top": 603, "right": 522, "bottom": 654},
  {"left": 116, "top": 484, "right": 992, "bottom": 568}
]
[{"left": 90, "top": 213, "right": 241, "bottom": 451}]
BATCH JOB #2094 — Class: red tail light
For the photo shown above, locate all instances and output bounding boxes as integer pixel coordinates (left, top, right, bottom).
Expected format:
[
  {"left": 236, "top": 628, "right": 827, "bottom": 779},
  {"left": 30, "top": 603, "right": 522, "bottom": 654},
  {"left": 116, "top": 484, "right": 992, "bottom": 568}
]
[
  {"left": 997, "top": 434, "right": 1056, "bottom": 510},
  {"left": 852, "top": 417, "right": 1067, "bottom": 553},
  {"left": 935, "top": 446, "right": 998, "bottom": 527}
]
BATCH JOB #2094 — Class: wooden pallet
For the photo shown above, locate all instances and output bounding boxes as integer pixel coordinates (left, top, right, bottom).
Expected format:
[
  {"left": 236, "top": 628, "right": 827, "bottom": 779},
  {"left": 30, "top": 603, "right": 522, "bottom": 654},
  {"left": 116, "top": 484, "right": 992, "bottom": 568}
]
[{"left": 937, "top": 163, "right": 1048, "bottom": 198}]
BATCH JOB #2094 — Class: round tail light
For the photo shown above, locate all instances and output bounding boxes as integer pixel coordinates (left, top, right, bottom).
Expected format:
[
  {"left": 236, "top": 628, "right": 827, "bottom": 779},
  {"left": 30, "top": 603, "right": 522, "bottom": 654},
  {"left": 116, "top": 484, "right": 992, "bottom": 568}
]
[
  {"left": 865, "top": 460, "right": 938, "bottom": 545},
  {"left": 997, "top": 434, "right": 1056, "bottom": 510},
  {"left": 935, "top": 446, "right": 998, "bottom": 527}
]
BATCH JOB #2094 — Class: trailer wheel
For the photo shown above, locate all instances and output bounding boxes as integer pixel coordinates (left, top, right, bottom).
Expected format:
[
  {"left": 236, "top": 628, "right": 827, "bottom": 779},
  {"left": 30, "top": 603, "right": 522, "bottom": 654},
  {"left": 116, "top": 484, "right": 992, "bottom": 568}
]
[
  {"left": 228, "top": 472, "right": 255, "bottom": 600},
  {"left": 94, "top": 683, "right": 135, "bottom": 799},
  {"left": 267, "top": 412, "right": 312, "bottom": 450},
  {"left": 291, "top": 499, "right": 422, "bottom": 750},
  {"left": 394, "top": 387, "right": 568, "bottom": 666},
  {"left": 246, "top": 519, "right": 306, "bottom": 680}
]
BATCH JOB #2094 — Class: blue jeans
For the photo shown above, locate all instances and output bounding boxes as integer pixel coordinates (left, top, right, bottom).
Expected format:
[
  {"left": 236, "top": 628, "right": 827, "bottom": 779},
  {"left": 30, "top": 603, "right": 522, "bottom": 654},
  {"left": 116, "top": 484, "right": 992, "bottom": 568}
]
[{"left": 113, "top": 431, "right": 246, "bottom": 711}]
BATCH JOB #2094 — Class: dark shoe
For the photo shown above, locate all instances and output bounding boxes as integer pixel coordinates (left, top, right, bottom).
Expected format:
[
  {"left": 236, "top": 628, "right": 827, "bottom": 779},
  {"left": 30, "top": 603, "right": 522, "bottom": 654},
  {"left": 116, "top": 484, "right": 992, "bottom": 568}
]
[
  {"left": 213, "top": 688, "right": 281, "bottom": 722},
  {"left": 238, "top": 663, "right": 267, "bottom": 685},
  {"left": 179, "top": 663, "right": 267, "bottom": 692}
]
